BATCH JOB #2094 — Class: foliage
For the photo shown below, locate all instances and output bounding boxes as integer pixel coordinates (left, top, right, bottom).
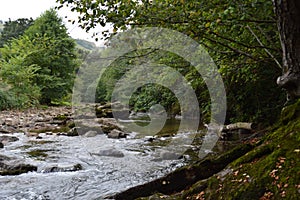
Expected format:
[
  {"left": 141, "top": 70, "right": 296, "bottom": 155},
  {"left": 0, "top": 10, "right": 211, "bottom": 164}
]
[
  {"left": 0, "top": 35, "right": 43, "bottom": 109},
  {"left": 0, "top": 9, "right": 78, "bottom": 109},
  {"left": 57, "top": 0, "right": 285, "bottom": 125},
  {"left": 0, "top": 18, "right": 34, "bottom": 47},
  {"left": 23, "top": 9, "right": 78, "bottom": 104}
]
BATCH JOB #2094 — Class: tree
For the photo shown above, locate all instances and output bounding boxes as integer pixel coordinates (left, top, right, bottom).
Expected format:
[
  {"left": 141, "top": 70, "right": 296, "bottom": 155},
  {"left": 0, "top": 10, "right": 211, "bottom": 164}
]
[
  {"left": 273, "top": 0, "right": 300, "bottom": 99},
  {"left": 24, "top": 9, "right": 78, "bottom": 104},
  {"left": 0, "top": 9, "right": 78, "bottom": 107},
  {"left": 0, "top": 18, "right": 34, "bottom": 47},
  {"left": 0, "top": 35, "right": 41, "bottom": 109}
]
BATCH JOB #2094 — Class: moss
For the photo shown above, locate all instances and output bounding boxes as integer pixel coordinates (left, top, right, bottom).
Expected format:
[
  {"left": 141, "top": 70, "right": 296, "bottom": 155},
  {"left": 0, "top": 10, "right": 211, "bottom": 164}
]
[
  {"left": 53, "top": 114, "right": 69, "bottom": 121},
  {"left": 280, "top": 99, "right": 300, "bottom": 125},
  {"left": 27, "top": 149, "right": 49, "bottom": 159},
  {"left": 181, "top": 179, "right": 208, "bottom": 199},
  {"left": 231, "top": 143, "right": 274, "bottom": 167}
]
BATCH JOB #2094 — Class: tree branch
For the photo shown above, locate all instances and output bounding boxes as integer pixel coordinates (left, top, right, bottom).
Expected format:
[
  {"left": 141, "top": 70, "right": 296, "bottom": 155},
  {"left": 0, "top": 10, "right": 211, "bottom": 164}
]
[{"left": 246, "top": 25, "right": 282, "bottom": 69}]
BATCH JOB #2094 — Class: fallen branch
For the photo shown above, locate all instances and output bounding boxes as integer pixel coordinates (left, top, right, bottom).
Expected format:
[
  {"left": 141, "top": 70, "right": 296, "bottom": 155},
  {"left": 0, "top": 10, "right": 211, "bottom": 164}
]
[{"left": 222, "top": 122, "right": 254, "bottom": 132}]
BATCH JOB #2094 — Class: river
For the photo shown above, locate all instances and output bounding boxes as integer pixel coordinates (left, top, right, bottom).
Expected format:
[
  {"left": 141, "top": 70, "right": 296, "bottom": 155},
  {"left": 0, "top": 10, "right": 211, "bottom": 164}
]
[{"left": 0, "top": 119, "right": 201, "bottom": 199}]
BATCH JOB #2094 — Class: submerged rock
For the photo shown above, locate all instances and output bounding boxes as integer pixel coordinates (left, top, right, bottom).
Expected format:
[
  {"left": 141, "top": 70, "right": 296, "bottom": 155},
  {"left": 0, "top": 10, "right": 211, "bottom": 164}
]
[
  {"left": 84, "top": 130, "right": 98, "bottom": 137},
  {"left": 159, "top": 151, "right": 182, "bottom": 160},
  {"left": 97, "top": 148, "right": 125, "bottom": 158}
]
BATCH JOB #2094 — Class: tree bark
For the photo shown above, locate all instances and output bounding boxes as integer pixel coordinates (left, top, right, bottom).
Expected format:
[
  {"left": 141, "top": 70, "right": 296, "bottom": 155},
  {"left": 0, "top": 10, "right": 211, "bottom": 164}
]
[{"left": 274, "top": 0, "right": 300, "bottom": 99}]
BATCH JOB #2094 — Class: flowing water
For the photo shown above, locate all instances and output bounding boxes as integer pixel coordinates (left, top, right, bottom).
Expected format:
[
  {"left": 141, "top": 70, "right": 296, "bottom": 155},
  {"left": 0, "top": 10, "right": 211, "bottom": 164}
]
[{"left": 0, "top": 119, "right": 201, "bottom": 200}]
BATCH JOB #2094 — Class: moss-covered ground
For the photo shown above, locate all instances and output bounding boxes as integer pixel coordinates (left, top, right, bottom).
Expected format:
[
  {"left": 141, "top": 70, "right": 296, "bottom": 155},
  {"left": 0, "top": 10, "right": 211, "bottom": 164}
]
[{"left": 141, "top": 100, "right": 300, "bottom": 199}]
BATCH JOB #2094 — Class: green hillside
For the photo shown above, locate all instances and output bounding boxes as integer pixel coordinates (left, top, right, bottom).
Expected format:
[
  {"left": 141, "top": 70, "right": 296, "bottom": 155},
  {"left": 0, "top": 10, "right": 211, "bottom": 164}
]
[{"left": 75, "top": 39, "right": 97, "bottom": 51}]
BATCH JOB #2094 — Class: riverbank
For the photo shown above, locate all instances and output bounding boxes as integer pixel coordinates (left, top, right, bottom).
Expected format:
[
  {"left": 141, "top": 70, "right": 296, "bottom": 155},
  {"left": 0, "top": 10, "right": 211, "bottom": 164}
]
[{"left": 112, "top": 100, "right": 300, "bottom": 199}]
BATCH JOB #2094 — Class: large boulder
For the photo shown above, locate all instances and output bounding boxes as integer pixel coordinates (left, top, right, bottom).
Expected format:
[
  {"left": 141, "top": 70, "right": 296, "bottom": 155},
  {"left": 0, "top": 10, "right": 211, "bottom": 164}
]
[{"left": 72, "top": 119, "right": 103, "bottom": 135}]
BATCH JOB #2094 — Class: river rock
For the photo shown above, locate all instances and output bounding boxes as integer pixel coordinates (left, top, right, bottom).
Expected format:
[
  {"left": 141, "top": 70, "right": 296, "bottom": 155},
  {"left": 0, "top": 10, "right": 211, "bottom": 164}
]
[
  {"left": 66, "top": 127, "right": 79, "bottom": 136},
  {"left": 96, "top": 108, "right": 113, "bottom": 118},
  {"left": 108, "top": 129, "right": 127, "bottom": 139},
  {"left": 0, "top": 142, "right": 3, "bottom": 148},
  {"left": 159, "top": 151, "right": 182, "bottom": 160},
  {"left": 0, "top": 157, "right": 37, "bottom": 176},
  {"left": 73, "top": 119, "right": 103, "bottom": 135},
  {"left": 97, "top": 148, "right": 124, "bottom": 158},
  {"left": 4, "top": 118, "right": 18, "bottom": 126},
  {"left": 0, "top": 127, "right": 10, "bottom": 133},
  {"left": 25, "top": 132, "right": 40, "bottom": 137},
  {"left": 41, "top": 164, "right": 82, "bottom": 173},
  {"left": 97, "top": 118, "right": 123, "bottom": 132},
  {"left": 0, "top": 126, "right": 17, "bottom": 133},
  {"left": 129, "top": 112, "right": 150, "bottom": 120},
  {"left": 0, "top": 135, "right": 19, "bottom": 145},
  {"left": 84, "top": 130, "right": 98, "bottom": 137}
]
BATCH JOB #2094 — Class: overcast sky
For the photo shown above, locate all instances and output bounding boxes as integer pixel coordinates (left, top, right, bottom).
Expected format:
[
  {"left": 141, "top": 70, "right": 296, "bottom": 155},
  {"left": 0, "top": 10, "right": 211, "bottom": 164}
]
[{"left": 0, "top": 0, "right": 104, "bottom": 45}]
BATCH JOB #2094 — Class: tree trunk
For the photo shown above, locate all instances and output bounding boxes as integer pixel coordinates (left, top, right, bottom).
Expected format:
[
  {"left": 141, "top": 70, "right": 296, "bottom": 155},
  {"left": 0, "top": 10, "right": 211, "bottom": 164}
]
[{"left": 274, "top": 0, "right": 300, "bottom": 99}]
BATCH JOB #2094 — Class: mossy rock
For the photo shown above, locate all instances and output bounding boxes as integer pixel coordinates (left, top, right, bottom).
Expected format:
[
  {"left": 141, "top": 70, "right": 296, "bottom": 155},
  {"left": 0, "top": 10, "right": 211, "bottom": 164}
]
[{"left": 280, "top": 99, "right": 300, "bottom": 124}]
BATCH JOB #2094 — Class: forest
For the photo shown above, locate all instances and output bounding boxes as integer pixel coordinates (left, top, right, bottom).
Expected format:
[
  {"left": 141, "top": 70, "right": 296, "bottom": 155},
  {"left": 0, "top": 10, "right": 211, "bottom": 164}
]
[
  {"left": 0, "top": 1, "right": 286, "bottom": 126},
  {"left": 0, "top": 0, "right": 299, "bottom": 199}
]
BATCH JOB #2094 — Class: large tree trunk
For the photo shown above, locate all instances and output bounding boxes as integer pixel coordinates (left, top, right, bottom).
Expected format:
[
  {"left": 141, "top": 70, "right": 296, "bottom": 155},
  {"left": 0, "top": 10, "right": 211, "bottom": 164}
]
[{"left": 274, "top": 0, "right": 300, "bottom": 99}]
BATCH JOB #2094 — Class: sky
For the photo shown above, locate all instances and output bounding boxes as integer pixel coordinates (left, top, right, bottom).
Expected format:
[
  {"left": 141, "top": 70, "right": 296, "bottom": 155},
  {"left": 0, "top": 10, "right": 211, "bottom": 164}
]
[{"left": 0, "top": 0, "right": 104, "bottom": 46}]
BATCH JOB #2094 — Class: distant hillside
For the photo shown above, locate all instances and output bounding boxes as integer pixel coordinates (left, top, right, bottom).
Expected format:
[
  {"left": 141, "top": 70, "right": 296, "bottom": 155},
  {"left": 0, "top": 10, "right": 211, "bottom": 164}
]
[{"left": 75, "top": 39, "right": 97, "bottom": 51}]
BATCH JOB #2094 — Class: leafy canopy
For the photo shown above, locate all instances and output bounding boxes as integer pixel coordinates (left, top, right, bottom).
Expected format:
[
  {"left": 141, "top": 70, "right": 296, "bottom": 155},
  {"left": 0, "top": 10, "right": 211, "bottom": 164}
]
[{"left": 57, "top": 0, "right": 285, "bottom": 124}]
